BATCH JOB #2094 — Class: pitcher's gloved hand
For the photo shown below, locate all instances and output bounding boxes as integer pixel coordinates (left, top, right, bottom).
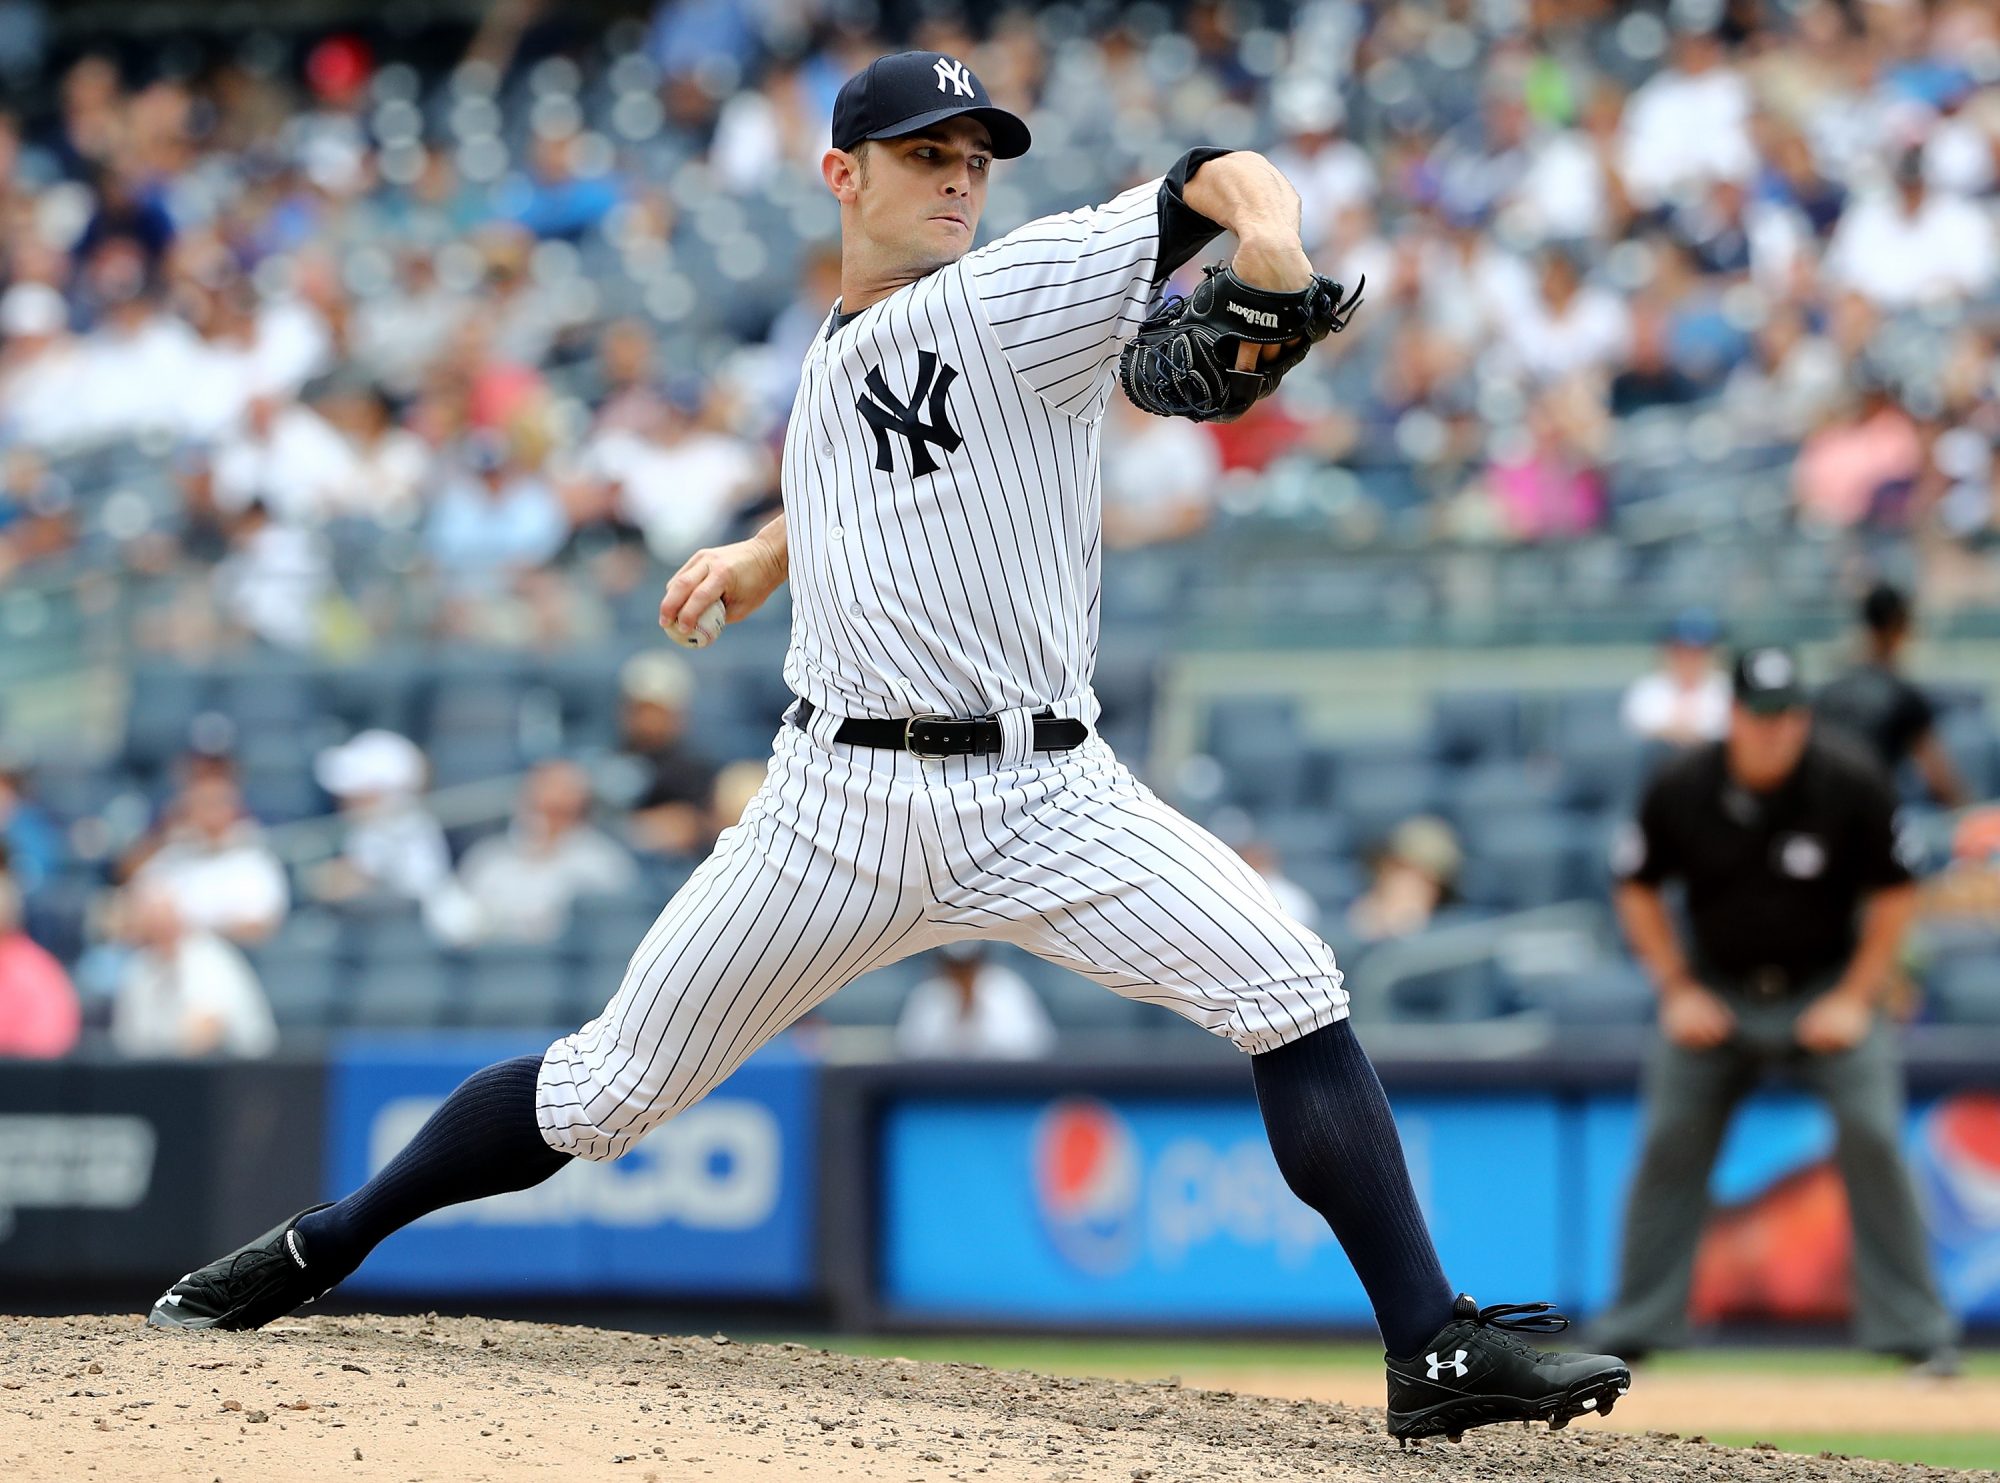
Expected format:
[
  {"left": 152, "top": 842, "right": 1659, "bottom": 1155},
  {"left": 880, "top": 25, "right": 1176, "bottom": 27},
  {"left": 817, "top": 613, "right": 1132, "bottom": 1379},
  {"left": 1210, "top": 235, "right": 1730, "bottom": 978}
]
[{"left": 1117, "top": 263, "right": 1364, "bottom": 423}]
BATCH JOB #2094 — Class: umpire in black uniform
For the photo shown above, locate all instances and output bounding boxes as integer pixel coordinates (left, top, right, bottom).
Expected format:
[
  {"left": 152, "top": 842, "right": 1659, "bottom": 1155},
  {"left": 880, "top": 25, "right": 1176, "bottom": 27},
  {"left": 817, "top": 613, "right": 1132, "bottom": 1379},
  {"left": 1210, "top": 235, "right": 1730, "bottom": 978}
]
[{"left": 1593, "top": 645, "right": 1958, "bottom": 1367}]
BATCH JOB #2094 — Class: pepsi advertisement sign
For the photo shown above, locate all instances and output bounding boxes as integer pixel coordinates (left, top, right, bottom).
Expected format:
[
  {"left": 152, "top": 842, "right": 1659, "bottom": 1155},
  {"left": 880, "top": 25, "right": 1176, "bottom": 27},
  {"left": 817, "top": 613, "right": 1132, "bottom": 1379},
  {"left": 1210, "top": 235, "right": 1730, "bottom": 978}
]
[
  {"left": 1912, "top": 1092, "right": 2000, "bottom": 1321},
  {"left": 326, "top": 1033, "right": 818, "bottom": 1298},
  {"left": 879, "top": 1093, "right": 1566, "bottom": 1324}
]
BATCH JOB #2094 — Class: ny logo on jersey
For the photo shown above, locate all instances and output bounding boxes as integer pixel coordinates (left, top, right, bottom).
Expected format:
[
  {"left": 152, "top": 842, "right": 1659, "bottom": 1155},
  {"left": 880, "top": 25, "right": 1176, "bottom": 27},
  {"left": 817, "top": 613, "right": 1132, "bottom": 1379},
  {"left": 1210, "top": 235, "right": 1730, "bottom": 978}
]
[
  {"left": 934, "top": 57, "right": 974, "bottom": 96},
  {"left": 1426, "top": 1349, "right": 1469, "bottom": 1381},
  {"left": 857, "top": 350, "right": 963, "bottom": 476}
]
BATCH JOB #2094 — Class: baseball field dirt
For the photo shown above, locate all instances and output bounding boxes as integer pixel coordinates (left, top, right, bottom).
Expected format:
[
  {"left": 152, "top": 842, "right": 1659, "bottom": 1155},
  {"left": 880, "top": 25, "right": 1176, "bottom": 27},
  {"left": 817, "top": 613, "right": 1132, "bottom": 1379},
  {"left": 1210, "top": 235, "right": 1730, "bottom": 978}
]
[{"left": 0, "top": 1314, "right": 1981, "bottom": 1483}]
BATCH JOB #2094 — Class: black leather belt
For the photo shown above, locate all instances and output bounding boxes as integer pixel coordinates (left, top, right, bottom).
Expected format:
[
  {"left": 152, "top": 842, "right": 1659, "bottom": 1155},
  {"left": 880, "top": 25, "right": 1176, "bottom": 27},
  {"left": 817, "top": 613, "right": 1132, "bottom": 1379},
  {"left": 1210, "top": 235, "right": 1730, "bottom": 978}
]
[{"left": 793, "top": 697, "right": 1087, "bottom": 758}]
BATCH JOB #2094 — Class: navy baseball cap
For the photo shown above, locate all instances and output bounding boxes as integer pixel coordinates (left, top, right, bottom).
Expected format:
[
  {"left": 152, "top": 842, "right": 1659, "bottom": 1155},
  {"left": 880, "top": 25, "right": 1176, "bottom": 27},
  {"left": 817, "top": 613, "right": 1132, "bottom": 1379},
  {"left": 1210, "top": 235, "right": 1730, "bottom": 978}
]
[
  {"left": 1732, "top": 644, "right": 1806, "bottom": 715},
  {"left": 831, "top": 51, "right": 1031, "bottom": 160}
]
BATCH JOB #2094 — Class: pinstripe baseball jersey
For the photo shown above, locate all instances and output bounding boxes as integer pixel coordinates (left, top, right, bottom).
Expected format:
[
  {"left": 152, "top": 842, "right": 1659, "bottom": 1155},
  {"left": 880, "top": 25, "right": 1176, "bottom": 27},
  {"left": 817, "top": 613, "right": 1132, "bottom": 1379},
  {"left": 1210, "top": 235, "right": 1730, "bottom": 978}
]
[
  {"left": 535, "top": 147, "right": 1349, "bottom": 1163},
  {"left": 780, "top": 149, "right": 1229, "bottom": 726}
]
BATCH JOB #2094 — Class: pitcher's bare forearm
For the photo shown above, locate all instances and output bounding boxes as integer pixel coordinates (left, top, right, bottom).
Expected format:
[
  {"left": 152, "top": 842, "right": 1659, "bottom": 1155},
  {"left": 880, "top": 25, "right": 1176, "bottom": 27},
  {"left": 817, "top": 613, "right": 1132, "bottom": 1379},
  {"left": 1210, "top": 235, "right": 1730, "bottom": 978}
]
[{"left": 1180, "top": 151, "right": 1312, "bottom": 292}]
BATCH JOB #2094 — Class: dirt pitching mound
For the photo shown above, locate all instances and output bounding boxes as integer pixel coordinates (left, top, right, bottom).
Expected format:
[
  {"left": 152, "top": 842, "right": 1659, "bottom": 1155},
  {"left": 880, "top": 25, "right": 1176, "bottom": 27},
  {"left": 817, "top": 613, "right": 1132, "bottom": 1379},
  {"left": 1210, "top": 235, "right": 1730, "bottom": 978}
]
[{"left": 0, "top": 1314, "right": 1975, "bottom": 1483}]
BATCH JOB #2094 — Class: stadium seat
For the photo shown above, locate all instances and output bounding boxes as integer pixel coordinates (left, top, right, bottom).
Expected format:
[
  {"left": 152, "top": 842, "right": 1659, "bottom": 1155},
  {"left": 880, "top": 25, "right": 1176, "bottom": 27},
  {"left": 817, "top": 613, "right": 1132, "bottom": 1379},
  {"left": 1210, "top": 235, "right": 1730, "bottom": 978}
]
[
  {"left": 249, "top": 950, "right": 343, "bottom": 1031},
  {"left": 1442, "top": 761, "right": 1564, "bottom": 829},
  {"left": 320, "top": 660, "right": 426, "bottom": 739},
  {"left": 1455, "top": 813, "right": 1600, "bottom": 911},
  {"left": 123, "top": 666, "right": 211, "bottom": 770},
  {"left": 1428, "top": 692, "right": 1524, "bottom": 766},
  {"left": 1935, "top": 711, "right": 1996, "bottom": 799},
  {"left": 1507, "top": 961, "right": 1655, "bottom": 1025},
  {"left": 239, "top": 763, "right": 326, "bottom": 825},
  {"left": 345, "top": 957, "right": 457, "bottom": 1029},
  {"left": 814, "top": 957, "right": 927, "bottom": 1026},
  {"left": 1380, "top": 959, "right": 1504, "bottom": 1023},
  {"left": 213, "top": 666, "right": 320, "bottom": 733},
  {"left": 1923, "top": 952, "right": 2000, "bottom": 1025},
  {"left": 428, "top": 733, "right": 527, "bottom": 789},
  {"left": 1329, "top": 754, "right": 1443, "bottom": 847},
  {"left": 564, "top": 894, "right": 665, "bottom": 956},
  {"left": 1557, "top": 738, "right": 1647, "bottom": 814},
  {"left": 338, "top": 905, "right": 438, "bottom": 963},
  {"left": 458, "top": 951, "right": 570, "bottom": 1028}
]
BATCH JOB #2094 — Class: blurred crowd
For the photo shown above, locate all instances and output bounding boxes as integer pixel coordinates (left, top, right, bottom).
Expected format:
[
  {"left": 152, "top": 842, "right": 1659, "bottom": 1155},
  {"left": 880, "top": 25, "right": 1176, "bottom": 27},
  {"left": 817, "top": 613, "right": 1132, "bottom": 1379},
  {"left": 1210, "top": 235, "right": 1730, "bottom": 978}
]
[{"left": 0, "top": 0, "right": 1996, "bottom": 652}]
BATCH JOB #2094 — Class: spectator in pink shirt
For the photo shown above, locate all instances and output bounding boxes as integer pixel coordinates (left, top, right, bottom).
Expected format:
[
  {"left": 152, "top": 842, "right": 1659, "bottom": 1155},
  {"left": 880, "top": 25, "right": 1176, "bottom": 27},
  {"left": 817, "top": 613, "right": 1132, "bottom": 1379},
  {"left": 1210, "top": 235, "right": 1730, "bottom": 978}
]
[
  {"left": 0, "top": 858, "right": 80, "bottom": 1059},
  {"left": 1795, "top": 383, "right": 1923, "bottom": 530}
]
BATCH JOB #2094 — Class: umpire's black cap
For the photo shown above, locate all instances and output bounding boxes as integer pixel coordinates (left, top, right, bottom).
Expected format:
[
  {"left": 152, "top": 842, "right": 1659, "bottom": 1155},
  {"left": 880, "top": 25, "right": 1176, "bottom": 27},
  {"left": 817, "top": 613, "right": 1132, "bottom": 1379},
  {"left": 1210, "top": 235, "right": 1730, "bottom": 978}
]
[
  {"left": 831, "top": 51, "right": 1032, "bottom": 160},
  {"left": 1732, "top": 644, "right": 1806, "bottom": 715}
]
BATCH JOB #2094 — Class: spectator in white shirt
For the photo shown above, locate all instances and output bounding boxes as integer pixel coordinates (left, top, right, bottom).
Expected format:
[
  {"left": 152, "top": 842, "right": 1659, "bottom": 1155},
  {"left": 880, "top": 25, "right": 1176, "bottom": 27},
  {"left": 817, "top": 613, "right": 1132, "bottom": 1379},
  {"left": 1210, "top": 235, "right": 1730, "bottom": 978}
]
[
  {"left": 308, "top": 730, "right": 452, "bottom": 908},
  {"left": 70, "top": 260, "right": 204, "bottom": 446},
  {"left": 211, "top": 499, "right": 332, "bottom": 653},
  {"left": 1622, "top": 612, "right": 1731, "bottom": 746},
  {"left": 111, "top": 880, "right": 278, "bottom": 1059},
  {"left": 895, "top": 942, "right": 1056, "bottom": 1061},
  {"left": 130, "top": 773, "right": 290, "bottom": 943},
  {"left": 1618, "top": 26, "right": 1755, "bottom": 210},
  {"left": 1101, "top": 394, "right": 1221, "bottom": 549},
  {"left": 1825, "top": 151, "right": 1997, "bottom": 310},
  {"left": 429, "top": 760, "right": 637, "bottom": 945},
  {"left": 211, "top": 393, "right": 358, "bottom": 526},
  {"left": 583, "top": 381, "right": 768, "bottom": 563},
  {"left": 1266, "top": 79, "right": 1376, "bottom": 259},
  {"left": 0, "top": 281, "right": 90, "bottom": 449},
  {"left": 1496, "top": 249, "right": 1630, "bottom": 385},
  {"left": 317, "top": 380, "right": 432, "bottom": 526}
]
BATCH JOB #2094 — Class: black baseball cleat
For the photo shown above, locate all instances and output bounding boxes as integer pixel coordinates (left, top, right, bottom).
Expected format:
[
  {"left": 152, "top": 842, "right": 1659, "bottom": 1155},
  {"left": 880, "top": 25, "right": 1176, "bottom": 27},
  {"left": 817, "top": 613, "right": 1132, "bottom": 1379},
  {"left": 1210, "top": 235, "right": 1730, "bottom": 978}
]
[
  {"left": 1385, "top": 1295, "right": 1631, "bottom": 1443},
  {"left": 146, "top": 1204, "right": 336, "bottom": 1332}
]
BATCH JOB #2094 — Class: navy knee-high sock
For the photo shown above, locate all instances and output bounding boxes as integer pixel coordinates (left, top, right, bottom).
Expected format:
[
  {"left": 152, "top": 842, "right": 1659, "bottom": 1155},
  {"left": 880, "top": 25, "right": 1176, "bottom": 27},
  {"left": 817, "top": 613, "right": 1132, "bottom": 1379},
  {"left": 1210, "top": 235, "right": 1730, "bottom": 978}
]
[
  {"left": 296, "top": 1055, "right": 570, "bottom": 1284},
  {"left": 1252, "top": 1018, "right": 1457, "bottom": 1358}
]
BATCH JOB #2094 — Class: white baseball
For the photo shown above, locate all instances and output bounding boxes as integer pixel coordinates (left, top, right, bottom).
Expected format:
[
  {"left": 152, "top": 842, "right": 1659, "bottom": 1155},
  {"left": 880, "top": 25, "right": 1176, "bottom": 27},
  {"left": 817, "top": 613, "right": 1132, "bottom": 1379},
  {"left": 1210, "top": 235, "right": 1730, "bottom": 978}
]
[{"left": 669, "top": 599, "right": 727, "bottom": 649}]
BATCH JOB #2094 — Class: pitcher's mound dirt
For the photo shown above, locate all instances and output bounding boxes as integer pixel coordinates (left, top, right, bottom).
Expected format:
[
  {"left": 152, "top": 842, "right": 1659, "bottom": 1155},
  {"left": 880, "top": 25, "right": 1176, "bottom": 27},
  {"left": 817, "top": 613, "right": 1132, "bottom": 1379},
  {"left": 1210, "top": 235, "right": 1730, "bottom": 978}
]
[{"left": 0, "top": 1315, "right": 1974, "bottom": 1483}]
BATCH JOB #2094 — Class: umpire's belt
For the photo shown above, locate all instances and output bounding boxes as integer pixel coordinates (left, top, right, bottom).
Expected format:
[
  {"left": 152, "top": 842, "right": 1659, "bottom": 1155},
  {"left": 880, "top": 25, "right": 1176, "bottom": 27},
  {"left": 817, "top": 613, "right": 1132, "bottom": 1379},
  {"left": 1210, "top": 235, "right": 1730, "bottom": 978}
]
[{"left": 793, "top": 697, "right": 1087, "bottom": 759}]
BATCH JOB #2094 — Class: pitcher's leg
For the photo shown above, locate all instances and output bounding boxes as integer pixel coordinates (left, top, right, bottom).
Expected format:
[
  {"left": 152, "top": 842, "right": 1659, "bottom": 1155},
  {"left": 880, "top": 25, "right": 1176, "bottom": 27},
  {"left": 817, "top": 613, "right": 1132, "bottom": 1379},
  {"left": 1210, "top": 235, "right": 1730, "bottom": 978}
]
[
  {"left": 936, "top": 743, "right": 1346, "bottom": 1050},
  {"left": 1252, "top": 1019, "right": 1456, "bottom": 1355},
  {"left": 541, "top": 737, "right": 931, "bottom": 1160},
  {"left": 939, "top": 745, "right": 1452, "bottom": 1347},
  {"left": 150, "top": 733, "right": 928, "bottom": 1328}
]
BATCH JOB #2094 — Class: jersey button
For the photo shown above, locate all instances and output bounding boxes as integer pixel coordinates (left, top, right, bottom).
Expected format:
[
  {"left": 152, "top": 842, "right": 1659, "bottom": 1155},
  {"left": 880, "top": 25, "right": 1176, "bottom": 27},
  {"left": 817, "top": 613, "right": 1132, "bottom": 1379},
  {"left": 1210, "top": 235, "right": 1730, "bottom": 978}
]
[
  {"left": 848, "top": 603, "right": 863, "bottom": 617},
  {"left": 830, "top": 526, "right": 845, "bottom": 541}
]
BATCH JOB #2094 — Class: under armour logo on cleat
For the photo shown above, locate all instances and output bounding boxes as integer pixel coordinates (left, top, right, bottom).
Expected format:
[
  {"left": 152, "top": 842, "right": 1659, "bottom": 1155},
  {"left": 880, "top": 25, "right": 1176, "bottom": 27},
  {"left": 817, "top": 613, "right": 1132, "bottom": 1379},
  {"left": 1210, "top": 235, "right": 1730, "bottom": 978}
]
[
  {"left": 1426, "top": 1349, "right": 1469, "bottom": 1380},
  {"left": 157, "top": 1292, "right": 184, "bottom": 1308}
]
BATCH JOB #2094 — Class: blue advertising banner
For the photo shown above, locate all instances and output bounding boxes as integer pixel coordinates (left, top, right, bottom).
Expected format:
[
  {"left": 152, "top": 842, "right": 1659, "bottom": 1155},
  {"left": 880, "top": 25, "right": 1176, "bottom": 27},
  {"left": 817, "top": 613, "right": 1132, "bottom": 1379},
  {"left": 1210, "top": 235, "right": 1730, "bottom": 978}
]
[
  {"left": 879, "top": 1093, "right": 1565, "bottom": 1324},
  {"left": 326, "top": 1033, "right": 818, "bottom": 1298}
]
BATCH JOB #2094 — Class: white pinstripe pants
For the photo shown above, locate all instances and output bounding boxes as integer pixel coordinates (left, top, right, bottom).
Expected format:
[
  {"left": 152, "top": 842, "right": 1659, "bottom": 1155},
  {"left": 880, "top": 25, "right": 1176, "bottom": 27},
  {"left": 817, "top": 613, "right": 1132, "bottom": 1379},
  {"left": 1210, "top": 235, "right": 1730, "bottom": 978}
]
[{"left": 536, "top": 719, "right": 1347, "bottom": 1160}]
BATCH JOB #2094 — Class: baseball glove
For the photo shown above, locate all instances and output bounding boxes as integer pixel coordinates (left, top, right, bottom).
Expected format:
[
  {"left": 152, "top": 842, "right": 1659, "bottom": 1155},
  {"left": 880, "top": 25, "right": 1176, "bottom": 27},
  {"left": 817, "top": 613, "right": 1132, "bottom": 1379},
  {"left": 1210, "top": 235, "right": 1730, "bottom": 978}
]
[{"left": 1118, "top": 264, "right": 1364, "bottom": 423}]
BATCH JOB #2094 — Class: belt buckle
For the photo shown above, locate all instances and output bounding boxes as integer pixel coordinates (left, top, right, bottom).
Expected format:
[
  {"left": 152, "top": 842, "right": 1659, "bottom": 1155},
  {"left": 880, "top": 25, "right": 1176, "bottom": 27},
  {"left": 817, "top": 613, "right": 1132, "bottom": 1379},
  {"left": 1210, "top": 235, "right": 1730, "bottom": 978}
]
[{"left": 903, "top": 713, "right": 954, "bottom": 760}]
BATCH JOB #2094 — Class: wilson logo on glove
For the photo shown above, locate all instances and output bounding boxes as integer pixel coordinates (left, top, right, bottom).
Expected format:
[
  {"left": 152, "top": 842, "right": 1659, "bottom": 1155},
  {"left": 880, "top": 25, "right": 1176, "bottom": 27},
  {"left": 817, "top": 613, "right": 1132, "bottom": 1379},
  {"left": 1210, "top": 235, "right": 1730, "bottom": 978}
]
[{"left": 1118, "top": 263, "right": 1364, "bottom": 423}]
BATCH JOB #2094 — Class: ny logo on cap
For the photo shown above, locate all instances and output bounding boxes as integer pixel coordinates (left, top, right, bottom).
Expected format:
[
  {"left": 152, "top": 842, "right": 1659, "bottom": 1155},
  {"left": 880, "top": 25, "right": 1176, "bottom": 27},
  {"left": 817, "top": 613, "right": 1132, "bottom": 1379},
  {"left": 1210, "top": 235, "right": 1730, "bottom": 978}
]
[
  {"left": 934, "top": 56, "right": 974, "bottom": 96},
  {"left": 857, "top": 350, "right": 963, "bottom": 476}
]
